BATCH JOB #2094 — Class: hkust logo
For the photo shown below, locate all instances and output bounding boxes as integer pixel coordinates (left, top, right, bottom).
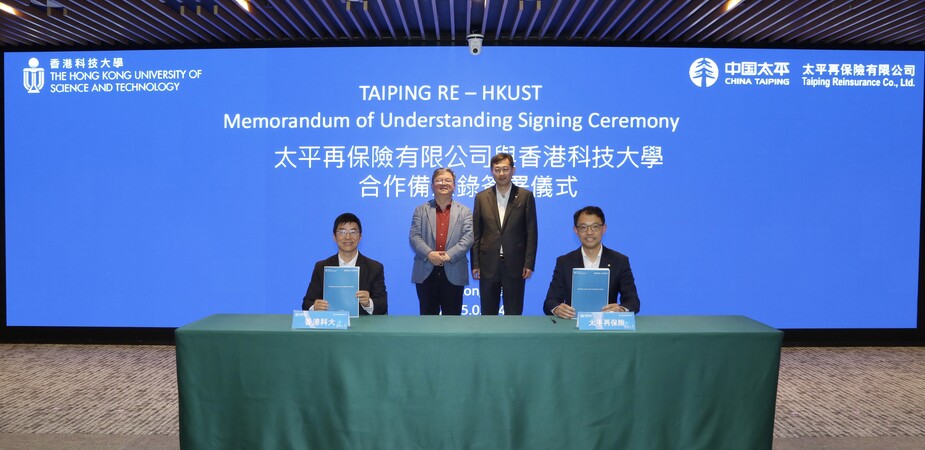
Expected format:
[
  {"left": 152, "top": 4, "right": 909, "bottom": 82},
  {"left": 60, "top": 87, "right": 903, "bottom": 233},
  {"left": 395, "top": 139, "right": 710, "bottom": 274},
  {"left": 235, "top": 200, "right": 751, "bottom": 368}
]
[
  {"left": 690, "top": 58, "right": 718, "bottom": 87},
  {"left": 23, "top": 57, "right": 45, "bottom": 94}
]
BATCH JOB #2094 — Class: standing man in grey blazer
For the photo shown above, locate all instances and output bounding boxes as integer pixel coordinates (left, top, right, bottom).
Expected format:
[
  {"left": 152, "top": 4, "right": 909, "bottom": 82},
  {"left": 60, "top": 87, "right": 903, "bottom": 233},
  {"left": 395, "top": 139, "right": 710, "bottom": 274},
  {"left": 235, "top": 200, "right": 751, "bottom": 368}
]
[
  {"left": 410, "top": 168, "right": 474, "bottom": 315},
  {"left": 471, "top": 153, "right": 538, "bottom": 315}
]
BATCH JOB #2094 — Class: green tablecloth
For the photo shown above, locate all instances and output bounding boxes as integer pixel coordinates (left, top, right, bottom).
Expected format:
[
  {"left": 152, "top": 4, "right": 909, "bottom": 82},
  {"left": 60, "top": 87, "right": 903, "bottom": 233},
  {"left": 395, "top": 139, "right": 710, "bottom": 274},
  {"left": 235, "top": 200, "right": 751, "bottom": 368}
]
[{"left": 177, "top": 315, "right": 782, "bottom": 450}]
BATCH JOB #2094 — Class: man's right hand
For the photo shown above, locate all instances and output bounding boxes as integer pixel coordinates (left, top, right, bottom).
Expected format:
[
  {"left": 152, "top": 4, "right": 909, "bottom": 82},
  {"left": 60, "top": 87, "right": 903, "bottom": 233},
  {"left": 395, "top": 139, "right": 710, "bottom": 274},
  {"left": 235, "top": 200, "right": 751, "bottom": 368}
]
[
  {"left": 553, "top": 303, "right": 576, "bottom": 319},
  {"left": 427, "top": 251, "right": 445, "bottom": 266}
]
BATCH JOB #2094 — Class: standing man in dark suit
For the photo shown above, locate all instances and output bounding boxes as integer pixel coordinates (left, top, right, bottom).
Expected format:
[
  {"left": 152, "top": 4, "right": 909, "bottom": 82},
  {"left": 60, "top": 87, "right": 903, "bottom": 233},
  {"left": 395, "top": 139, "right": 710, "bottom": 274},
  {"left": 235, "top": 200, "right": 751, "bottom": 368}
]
[
  {"left": 471, "top": 153, "right": 538, "bottom": 315},
  {"left": 543, "top": 206, "right": 640, "bottom": 318},
  {"left": 303, "top": 212, "right": 388, "bottom": 315}
]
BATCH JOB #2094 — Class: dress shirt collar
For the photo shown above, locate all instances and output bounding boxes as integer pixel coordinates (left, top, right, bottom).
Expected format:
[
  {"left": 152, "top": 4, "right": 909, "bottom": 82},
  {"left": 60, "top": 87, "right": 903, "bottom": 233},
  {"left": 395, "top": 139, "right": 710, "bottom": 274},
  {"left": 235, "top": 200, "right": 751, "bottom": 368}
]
[
  {"left": 435, "top": 199, "right": 453, "bottom": 212},
  {"left": 580, "top": 245, "right": 603, "bottom": 269},
  {"left": 339, "top": 252, "right": 359, "bottom": 267},
  {"left": 496, "top": 186, "right": 510, "bottom": 203}
]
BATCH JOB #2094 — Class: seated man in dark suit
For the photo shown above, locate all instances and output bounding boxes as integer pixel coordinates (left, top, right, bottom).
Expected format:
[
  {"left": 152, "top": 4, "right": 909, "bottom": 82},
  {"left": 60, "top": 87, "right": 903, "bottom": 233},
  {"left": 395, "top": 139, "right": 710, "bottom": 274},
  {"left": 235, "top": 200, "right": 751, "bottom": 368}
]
[
  {"left": 302, "top": 213, "right": 388, "bottom": 315},
  {"left": 543, "top": 206, "right": 640, "bottom": 319}
]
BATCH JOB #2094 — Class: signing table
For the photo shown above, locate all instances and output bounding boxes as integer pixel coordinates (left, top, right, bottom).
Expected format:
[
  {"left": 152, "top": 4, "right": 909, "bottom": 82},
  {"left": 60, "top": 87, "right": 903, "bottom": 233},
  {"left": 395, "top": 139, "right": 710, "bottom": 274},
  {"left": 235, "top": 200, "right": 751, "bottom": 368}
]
[{"left": 176, "top": 315, "right": 782, "bottom": 449}]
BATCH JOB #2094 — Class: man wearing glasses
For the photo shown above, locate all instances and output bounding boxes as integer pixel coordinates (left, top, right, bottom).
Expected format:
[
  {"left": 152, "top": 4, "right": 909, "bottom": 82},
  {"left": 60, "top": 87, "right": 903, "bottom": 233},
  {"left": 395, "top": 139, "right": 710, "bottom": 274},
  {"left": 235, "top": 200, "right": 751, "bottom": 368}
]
[
  {"left": 302, "top": 212, "right": 388, "bottom": 315},
  {"left": 543, "top": 206, "right": 640, "bottom": 318},
  {"left": 410, "top": 168, "right": 474, "bottom": 315},
  {"left": 471, "top": 153, "right": 538, "bottom": 315}
]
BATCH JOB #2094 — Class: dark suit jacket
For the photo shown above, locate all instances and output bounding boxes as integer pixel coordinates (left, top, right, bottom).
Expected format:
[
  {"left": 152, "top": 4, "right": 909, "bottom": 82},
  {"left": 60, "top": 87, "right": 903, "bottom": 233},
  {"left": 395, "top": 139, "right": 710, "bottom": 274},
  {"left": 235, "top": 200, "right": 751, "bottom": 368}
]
[
  {"left": 302, "top": 253, "right": 388, "bottom": 315},
  {"left": 470, "top": 185, "right": 538, "bottom": 277},
  {"left": 542, "top": 246, "right": 640, "bottom": 314}
]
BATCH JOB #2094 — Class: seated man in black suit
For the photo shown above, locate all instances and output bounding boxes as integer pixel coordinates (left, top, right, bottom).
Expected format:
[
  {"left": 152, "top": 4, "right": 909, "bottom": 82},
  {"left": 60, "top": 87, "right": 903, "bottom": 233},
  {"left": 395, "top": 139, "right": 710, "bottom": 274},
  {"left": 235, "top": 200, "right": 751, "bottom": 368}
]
[
  {"left": 302, "top": 213, "right": 388, "bottom": 315},
  {"left": 543, "top": 206, "right": 640, "bottom": 319}
]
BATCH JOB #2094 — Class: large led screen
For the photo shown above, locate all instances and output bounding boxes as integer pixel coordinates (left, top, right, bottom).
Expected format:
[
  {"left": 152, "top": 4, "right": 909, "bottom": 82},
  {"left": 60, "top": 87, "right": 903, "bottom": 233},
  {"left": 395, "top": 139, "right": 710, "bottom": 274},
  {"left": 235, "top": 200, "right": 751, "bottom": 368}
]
[{"left": 4, "top": 46, "right": 923, "bottom": 328}]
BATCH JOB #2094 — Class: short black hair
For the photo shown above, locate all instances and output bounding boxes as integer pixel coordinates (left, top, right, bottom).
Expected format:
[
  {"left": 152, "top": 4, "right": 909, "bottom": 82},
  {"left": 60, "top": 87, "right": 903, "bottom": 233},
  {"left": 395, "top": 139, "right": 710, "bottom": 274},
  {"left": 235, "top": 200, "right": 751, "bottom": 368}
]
[
  {"left": 573, "top": 206, "right": 605, "bottom": 226},
  {"left": 490, "top": 153, "right": 515, "bottom": 167},
  {"left": 333, "top": 212, "right": 362, "bottom": 235}
]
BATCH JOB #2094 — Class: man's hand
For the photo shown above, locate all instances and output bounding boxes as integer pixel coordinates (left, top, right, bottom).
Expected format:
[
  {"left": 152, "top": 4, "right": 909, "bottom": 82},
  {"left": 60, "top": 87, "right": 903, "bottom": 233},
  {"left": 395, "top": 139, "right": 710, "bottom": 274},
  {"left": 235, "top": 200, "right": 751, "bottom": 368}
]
[
  {"left": 356, "top": 290, "right": 371, "bottom": 307},
  {"left": 602, "top": 303, "right": 629, "bottom": 313},
  {"left": 552, "top": 303, "right": 576, "bottom": 319},
  {"left": 427, "top": 251, "right": 445, "bottom": 266}
]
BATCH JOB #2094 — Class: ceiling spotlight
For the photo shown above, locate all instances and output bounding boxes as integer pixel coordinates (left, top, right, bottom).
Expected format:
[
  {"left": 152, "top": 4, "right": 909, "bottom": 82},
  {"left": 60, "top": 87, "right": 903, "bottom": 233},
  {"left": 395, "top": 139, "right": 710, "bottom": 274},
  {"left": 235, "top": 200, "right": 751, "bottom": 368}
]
[
  {"left": 725, "top": 0, "right": 744, "bottom": 11},
  {"left": 0, "top": 2, "right": 19, "bottom": 15}
]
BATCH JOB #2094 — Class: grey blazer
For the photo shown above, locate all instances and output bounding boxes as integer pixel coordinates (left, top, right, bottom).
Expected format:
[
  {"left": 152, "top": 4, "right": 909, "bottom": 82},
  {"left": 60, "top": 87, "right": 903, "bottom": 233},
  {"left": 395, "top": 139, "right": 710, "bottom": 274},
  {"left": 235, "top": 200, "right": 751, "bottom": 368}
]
[{"left": 409, "top": 199, "right": 474, "bottom": 287}]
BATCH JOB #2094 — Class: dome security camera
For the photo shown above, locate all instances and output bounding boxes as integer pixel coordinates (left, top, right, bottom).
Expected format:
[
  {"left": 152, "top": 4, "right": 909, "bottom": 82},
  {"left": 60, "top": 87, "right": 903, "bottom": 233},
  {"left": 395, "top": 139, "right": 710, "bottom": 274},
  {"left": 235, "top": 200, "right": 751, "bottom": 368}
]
[{"left": 467, "top": 33, "right": 484, "bottom": 56}]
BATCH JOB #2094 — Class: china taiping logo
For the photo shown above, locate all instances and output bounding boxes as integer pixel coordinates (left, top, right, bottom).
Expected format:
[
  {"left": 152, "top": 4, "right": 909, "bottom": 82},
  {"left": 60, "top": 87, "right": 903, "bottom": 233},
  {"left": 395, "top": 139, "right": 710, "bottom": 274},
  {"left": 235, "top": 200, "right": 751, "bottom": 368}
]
[
  {"left": 23, "top": 57, "right": 45, "bottom": 93},
  {"left": 690, "top": 58, "right": 719, "bottom": 87}
]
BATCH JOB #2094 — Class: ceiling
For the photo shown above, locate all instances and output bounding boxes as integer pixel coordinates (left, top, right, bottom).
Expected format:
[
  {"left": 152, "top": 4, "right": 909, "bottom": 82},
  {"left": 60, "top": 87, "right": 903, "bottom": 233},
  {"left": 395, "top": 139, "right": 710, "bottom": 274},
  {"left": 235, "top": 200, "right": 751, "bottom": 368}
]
[{"left": 0, "top": 0, "right": 924, "bottom": 50}]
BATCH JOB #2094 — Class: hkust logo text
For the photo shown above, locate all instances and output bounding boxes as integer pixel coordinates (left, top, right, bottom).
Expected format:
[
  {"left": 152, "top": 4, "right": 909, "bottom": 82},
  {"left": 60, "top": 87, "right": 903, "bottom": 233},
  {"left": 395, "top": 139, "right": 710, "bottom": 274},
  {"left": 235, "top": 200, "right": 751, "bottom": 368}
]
[{"left": 22, "top": 56, "right": 202, "bottom": 94}]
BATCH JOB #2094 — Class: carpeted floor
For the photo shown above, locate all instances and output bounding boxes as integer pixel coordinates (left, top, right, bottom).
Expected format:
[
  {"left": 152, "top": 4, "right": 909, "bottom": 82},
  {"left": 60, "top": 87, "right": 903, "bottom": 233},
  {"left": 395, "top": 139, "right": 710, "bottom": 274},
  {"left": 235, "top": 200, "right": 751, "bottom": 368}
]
[
  {"left": 1, "top": 344, "right": 924, "bottom": 449},
  {"left": 0, "top": 345, "right": 177, "bottom": 436},
  {"left": 775, "top": 347, "right": 925, "bottom": 439}
]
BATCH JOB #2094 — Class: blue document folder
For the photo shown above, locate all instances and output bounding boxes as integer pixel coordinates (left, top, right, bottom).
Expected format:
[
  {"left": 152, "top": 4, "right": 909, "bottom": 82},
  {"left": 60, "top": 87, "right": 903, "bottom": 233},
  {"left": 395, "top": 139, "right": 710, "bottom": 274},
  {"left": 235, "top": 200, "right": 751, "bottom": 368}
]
[
  {"left": 571, "top": 268, "right": 610, "bottom": 314},
  {"left": 323, "top": 266, "right": 360, "bottom": 317}
]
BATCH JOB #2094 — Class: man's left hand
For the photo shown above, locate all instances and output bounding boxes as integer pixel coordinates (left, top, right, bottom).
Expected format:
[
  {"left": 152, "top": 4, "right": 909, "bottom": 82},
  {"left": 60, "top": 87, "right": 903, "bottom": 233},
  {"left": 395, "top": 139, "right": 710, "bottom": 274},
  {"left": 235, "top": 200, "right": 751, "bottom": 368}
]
[
  {"left": 356, "top": 290, "right": 371, "bottom": 307},
  {"left": 602, "top": 303, "right": 628, "bottom": 313}
]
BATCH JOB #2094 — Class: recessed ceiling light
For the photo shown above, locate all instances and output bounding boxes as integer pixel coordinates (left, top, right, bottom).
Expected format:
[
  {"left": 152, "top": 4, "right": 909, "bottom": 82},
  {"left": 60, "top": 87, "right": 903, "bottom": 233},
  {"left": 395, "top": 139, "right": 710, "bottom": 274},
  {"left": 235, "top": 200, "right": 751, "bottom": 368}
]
[
  {"left": 0, "top": 2, "right": 19, "bottom": 15},
  {"left": 725, "top": 0, "right": 744, "bottom": 12}
]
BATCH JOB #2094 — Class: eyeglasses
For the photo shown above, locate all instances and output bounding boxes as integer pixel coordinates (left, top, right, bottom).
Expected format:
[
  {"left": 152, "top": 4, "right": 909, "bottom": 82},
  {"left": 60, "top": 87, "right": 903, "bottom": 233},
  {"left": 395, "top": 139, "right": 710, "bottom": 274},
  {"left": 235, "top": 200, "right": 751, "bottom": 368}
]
[
  {"left": 576, "top": 224, "right": 603, "bottom": 233},
  {"left": 433, "top": 179, "right": 454, "bottom": 185},
  {"left": 492, "top": 166, "right": 512, "bottom": 174},
  {"left": 336, "top": 229, "right": 360, "bottom": 237}
]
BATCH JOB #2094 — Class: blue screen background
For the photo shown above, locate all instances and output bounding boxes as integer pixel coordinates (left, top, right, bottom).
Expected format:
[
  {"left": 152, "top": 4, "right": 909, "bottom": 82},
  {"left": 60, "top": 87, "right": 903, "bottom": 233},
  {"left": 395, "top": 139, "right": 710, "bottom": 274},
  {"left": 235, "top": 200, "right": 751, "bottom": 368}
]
[{"left": 4, "top": 46, "right": 923, "bottom": 328}]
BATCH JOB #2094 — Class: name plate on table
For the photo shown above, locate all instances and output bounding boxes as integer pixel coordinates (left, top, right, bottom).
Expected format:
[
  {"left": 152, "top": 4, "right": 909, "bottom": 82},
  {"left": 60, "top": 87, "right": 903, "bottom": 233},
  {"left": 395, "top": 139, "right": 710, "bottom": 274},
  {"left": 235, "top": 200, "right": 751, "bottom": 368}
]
[
  {"left": 577, "top": 312, "right": 636, "bottom": 331},
  {"left": 292, "top": 310, "right": 350, "bottom": 330}
]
